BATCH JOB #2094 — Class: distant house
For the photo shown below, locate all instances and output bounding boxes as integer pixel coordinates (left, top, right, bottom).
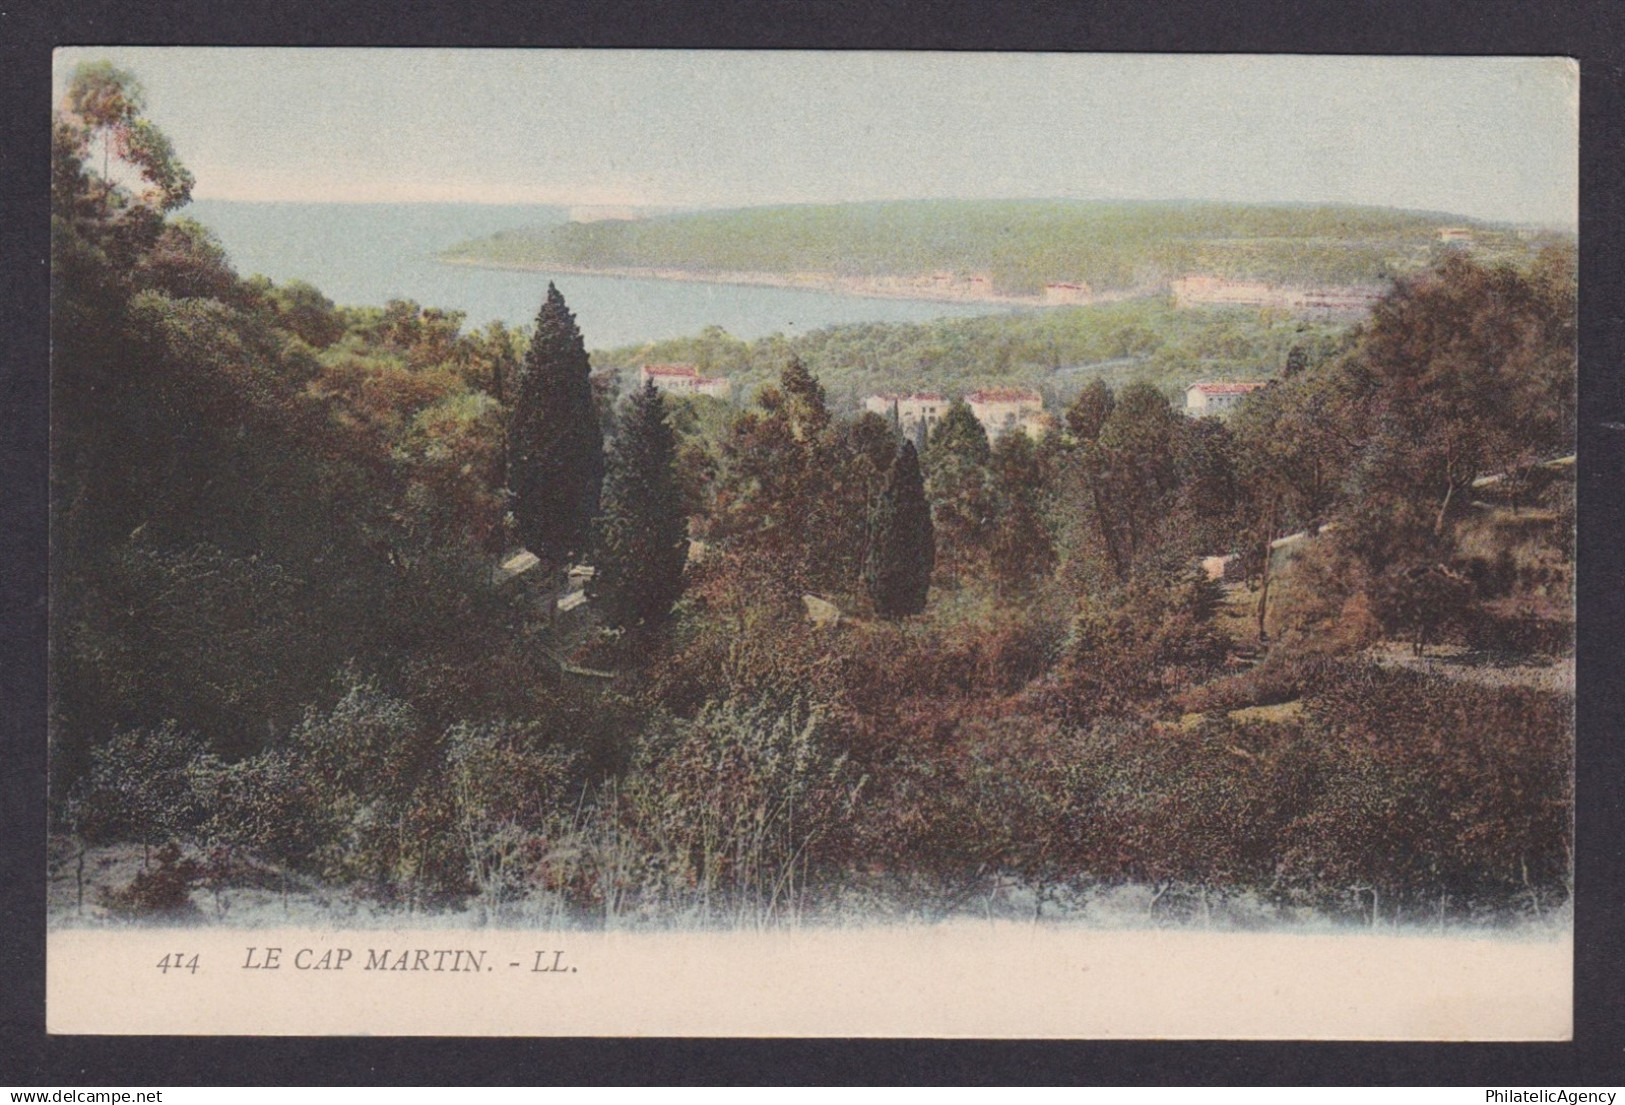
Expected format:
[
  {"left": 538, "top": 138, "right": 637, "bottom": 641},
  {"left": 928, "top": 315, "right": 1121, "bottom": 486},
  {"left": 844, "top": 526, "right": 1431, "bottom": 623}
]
[
  {"left": 639, "top": 363, "right": 731, "bottom": 400},
  {"left": 1286, "top": 286, "right": 1386, "bottom": 315},
  {"left": 1042, "top": 281, "right": 1093, "bottom": 305},
  {"left": 1185, "top": 380, "right": 1267, "bottom": 417},
  {"left": 1171, "top": 275, "right": 1276, "bottom": 309},
  {"left": 966, "top": 387, "right": 1046, "bottom": 440},
  {"left": 864, "top": 392, "right": 948, "bottom": 440},
  {"left": 1437, "top": 227, "right": 1475, "bottom": 245},
  {"left": 1172, "top": 274, "right": 1385, "bottom": 318}
]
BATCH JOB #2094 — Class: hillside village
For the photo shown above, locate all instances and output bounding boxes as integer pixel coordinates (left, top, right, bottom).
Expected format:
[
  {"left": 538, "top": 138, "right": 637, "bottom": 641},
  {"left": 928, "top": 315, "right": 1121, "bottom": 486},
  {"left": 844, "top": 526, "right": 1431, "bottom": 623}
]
[
  {"left": 649, "top": 364, "right": 1266, "bottom": 429},
  {"left": 624, "top": 261, "right": 1422, "bottom": 428}
]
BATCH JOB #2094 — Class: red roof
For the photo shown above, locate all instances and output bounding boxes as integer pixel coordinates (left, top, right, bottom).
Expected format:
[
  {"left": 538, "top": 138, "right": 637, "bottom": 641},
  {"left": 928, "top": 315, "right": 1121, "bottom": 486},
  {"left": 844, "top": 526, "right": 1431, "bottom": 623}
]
[
  {"left": 642, "top": 363, "right": 701, "bottom": 378},
  {"left": 967, "top": 387, "right": 1042, "bottom": 404},
  {"left": 871, "top": 392, "right": 946, "bottom": 403},
  {"left": 1188, "top": 381, "right": 1267, "bottom": 397}
]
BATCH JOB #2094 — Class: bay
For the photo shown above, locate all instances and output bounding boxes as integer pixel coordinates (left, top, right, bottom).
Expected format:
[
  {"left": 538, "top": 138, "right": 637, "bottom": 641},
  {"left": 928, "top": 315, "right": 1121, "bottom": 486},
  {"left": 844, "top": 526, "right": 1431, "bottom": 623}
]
[{"left": 187, "top": 200, "right": 1006, "bottom": 351}]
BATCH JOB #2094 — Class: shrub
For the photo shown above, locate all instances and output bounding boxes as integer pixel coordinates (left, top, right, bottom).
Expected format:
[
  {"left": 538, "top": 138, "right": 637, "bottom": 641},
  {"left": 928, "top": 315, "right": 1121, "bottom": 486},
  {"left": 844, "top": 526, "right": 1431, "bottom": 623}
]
[
  {"left": 72, "top": 722, "right": 211, "bottom": 851},
  {"left": 1049, "top": 570, "right": 1228, "bottom": 720},
  {"left": 605, "top": 695, "right": 863, "bottom": 925},
  {"left": 1174, "top": 649, "right": 1340, "bottom": 715},
  {"left": 446, "top": 721, "right": 586, "bottom": 914},
  {"left": 101, "top": 841, "right": 202, "bottom": 918}
]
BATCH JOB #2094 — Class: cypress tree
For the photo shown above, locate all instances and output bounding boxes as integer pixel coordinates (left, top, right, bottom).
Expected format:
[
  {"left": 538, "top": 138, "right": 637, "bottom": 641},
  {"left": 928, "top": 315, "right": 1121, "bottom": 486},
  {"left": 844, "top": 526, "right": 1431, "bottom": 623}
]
[
  {"left": 865, "top": 441, "right": 935, "bottom": 618},
  {"left": 507, "top": 283, "right": 604, "bottom": 581},
  {"left": 590, "top": 381, "right": 688, "bottom": 632}
]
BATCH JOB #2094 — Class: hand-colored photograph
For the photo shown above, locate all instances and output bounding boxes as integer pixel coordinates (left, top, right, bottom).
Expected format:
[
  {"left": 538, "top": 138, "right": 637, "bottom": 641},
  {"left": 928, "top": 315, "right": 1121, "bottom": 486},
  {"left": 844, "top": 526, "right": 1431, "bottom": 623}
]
[{"left": 46, "top": 49, "right": 1576, "bottom": 1038}]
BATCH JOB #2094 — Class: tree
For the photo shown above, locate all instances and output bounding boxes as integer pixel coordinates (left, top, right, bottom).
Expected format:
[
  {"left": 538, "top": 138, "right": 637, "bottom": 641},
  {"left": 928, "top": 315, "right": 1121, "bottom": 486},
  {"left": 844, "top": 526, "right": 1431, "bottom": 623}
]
[
  {"left": 923, "top": 398, "right": 993, "bottom": 582},
  {"left": 1283, "top": 345, "right": 1309, "bottom": 379},
  {"left": 266, "top": 279, "right": 345, "bottom": 349},
  {"left": 1347, "top": 254, "right": 1572, "bottom": 557},
  {"left": 1228, "top": 362, "right": 1373, "bottom": 638},
  {"left": 779, "top": 356, "right": 832, "bottom": 438},
  {"left": 1064, "top": 377, "right": 1115, "bottom": 444},
  {"left": 53, "top": 61, "right": 201, "bottom": 561},
  {"left": 590, "top": 382, "right": 688, "bottom": 632},
  {"left": 929, "top": 397, "right": 990, "bottom": 465},
  {"left": 711, "top": 357, "right": 863, "bottom": 599},
  {"left": 988, "top": 430, "right": 1056, "bottom": 593},
  {"left": 1087, "top": 381, "right": 1182, "bottom": 581},
  {"left": 865, "top": 442, "right": 935, "bottom": 618},
  {"left": 62, "top": 61, "right": 193, "bottom": 214},
  {"left": 506, "top": 283, "right": 605, "bottom": 582},
  {"left": 465, "top": 321, "right": 520, "bottom": 405}
]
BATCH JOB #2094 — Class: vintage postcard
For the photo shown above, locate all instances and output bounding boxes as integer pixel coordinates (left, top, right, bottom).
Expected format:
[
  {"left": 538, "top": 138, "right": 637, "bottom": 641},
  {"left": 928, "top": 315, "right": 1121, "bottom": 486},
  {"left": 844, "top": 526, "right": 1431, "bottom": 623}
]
[{"left": 46, "top": 49, "right": 1577, "bottom": 1038}]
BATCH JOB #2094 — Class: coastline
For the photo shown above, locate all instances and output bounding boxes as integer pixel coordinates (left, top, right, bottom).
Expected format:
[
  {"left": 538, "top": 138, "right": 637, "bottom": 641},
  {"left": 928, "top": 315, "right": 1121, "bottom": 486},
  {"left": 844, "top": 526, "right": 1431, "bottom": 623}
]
[{"left": 436, "top": 255, "right": 1142, "bottom": 308}]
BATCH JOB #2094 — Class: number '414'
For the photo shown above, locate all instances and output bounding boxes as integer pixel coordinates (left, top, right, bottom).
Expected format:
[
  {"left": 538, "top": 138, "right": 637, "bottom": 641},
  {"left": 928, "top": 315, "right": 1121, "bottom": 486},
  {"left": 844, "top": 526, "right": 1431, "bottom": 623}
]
[{"left": 156, "top": 953, "right": 199, "bottom": 974}]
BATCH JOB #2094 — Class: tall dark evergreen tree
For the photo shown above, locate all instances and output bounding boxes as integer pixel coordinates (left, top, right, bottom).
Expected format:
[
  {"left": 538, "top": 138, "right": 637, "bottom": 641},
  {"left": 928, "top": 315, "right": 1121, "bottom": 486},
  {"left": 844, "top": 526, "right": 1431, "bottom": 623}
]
[
  {"left": 1064, "top": 378, "right": 1115, "bottom": 444},
  {"left": 507, "top": 283, "right": 605, "bottom": 579},
  {"left": 865, "top": 442, "right": 935, "bottom": 618},
  {"left": 590, "top": 381, "right": 688, "bottom": 632}
]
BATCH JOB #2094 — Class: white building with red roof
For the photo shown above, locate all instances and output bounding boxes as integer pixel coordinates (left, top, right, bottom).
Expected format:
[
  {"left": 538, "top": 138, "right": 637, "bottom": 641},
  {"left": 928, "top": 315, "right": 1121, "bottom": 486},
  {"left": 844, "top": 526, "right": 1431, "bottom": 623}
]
[
  {"left": 1184, "top": 380, "right": 1267, "bottom": 417},
  {"left": 638, "top": 363, "right": 731, "bottom": 400}
]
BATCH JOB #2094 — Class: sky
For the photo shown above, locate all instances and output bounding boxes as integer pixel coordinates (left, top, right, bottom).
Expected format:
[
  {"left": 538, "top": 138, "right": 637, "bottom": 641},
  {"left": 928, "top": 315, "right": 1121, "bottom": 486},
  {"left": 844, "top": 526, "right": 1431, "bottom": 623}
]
[{"left": 52, "top": 49, "right": 1579, "bottom": 228}]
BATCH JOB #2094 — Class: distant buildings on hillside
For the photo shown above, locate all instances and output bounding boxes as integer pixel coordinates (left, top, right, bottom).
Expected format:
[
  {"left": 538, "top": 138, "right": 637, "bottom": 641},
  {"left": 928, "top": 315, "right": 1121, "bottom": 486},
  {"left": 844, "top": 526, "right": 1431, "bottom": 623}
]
[
  {"left": 966, "top": 387, "right": 1052, "bottom": 440},
  {"left": 862, "top": 387, "right": 1053, "bottom": 443},
  {"left": 861, "top": 379, "right": 1271, "bottom": 437},
  {"left": 864, "top": 392, "right": 949, "bottom": 441},
  {"left": 1184, "top": 380, "right": 1267, "bottom": 417},
  {"left": 1171, "top": 275, "right": 1385, "bottom": 318},
  {"left": 639, "top": 363, "right": 731, "bottom": 400}
]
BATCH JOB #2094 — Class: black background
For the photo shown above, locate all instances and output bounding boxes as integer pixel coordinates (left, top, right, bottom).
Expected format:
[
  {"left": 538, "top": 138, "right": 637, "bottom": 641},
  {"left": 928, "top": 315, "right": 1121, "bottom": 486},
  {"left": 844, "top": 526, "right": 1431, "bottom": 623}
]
[{"left": 4, "top": 0, "right": 1622, "bottom": 1086}]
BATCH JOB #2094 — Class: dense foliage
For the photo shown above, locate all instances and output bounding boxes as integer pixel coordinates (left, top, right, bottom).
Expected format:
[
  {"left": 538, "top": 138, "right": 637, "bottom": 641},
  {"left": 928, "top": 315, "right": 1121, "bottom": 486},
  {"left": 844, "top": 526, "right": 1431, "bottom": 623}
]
[{"left": 51, "top": 65, "right": 1576, "bottom": 930}]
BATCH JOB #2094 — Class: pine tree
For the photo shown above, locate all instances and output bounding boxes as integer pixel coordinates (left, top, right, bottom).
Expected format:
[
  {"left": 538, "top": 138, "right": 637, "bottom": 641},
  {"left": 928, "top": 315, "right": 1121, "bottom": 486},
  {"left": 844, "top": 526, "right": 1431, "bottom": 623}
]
[
  {"left": 988, "top": 430, "right": 1056, "bottom": 593},
  {"left": 929, "top": 397, "right": 990, "bottom": 465},
  {"left": 922, "top": 397, "right": 993, "bottom": 582},
  {"left": 507, "top": 283, "right": 605, "bottom": 581},
  {"left": 590, "top": 381, "right": 688, "bottom": 632},
  {"left": 1064, "top": 378, "right": 1115, "bottom": 443},
  {"left": 778, "top": 354, "right": 832, "bottom": 443},
  {"left": 713, "top": 357, "right": 860, "bottom": 598},
  {"left": 865, "top": 441, "right": 935, "bottom": 618}
]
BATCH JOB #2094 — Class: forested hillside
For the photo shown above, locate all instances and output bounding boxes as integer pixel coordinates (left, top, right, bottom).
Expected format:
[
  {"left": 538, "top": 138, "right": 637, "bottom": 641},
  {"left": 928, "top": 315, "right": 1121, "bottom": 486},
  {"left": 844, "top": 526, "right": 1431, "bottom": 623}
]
[
  {"left": 442, "top": 198, "right": 1558, "bottom": 295},
  {"left": 51, "top": 63, "right": 1576, "bottom": 930},
  {"left": 592, "top": 297, "right": 1354, "bottom": 412}
]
